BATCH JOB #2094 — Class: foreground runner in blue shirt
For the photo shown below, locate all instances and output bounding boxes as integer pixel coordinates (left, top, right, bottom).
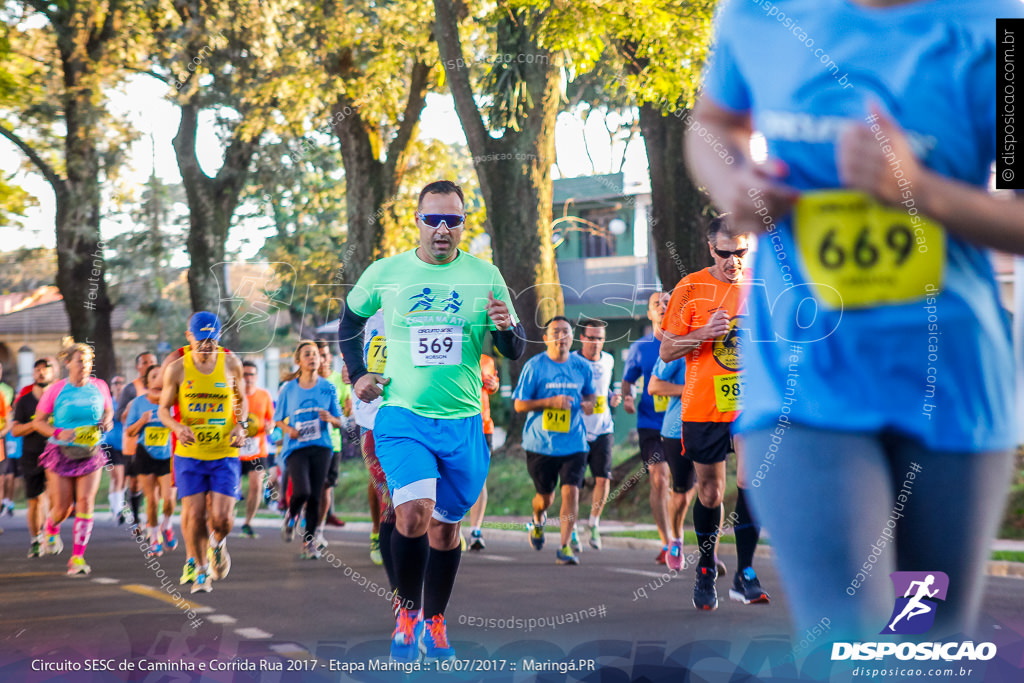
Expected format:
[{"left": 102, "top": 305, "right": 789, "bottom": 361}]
[{"left": 689, "top": 0, "right": 1024, "bottom": 640}]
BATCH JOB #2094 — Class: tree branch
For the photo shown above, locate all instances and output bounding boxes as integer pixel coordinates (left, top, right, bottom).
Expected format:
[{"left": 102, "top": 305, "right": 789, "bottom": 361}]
[
  {"left": 432, "top": 0, "right": 489, "bottom": 158},
  {"left": 0, "top": 123, "right": 65, "bottom": 197},
  {"left": 382, "top": 60, "right": 431, "bottom": 196},
  {"left": 214, "top": 124, "right": 264, "bottom": 215},
  {"left": 123, "top": 65, "right": 172, "bottom": 84},
  {"left": 87, "top": 0, "right": 124, "bottom": 62}
]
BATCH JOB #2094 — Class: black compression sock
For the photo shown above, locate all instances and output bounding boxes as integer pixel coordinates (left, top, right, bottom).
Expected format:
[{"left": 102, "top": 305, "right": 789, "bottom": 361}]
[
  {"left": 130, "top": 490, "right": 143, "bottom": 524},
  {"left": 733, "top": 487, "right": 761, "bottom": 572},
  {"left": 379, "top": 521, "right": 398, "bottom": 590},
  {"left": 693, "top": 499, "right": 721, "bottom": 570},
  {"left": 423, "top": 545, "right": 462, "bottom": 619},
  {"left": 391, "top": 530, "right": 429, "bottom": 613}
]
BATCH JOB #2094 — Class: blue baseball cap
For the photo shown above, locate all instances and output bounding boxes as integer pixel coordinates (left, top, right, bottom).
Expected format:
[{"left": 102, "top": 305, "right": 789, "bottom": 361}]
[{"left": 188, "top": 311, "right": 222, "bottom": 341}]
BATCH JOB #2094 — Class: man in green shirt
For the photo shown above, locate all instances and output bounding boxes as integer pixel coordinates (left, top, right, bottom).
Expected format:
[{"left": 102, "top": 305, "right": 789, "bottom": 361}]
[{"left": 339, "top": 180, "right": 525, "bottom": 663}]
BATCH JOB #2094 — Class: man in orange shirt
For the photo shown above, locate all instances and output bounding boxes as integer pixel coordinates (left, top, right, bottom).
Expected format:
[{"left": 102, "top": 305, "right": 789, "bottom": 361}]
[
  {"left": 660, "top": 215, "right": 767, "bottom": 611},
  {"left": 467, "top": 354, "right": 499, "bottom": 550},
  {"left": 239, "top": 361, "right": 275, "bottom": 538}
]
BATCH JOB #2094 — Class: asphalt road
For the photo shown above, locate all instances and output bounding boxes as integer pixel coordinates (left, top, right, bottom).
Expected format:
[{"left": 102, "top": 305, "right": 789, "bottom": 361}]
[{"left": 1, "top": 513, "right": 1022, "bottom": 683}]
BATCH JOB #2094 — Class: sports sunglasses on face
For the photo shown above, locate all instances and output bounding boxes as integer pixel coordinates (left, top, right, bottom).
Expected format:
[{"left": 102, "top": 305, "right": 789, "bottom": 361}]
[
  {"left": 714, "top": 247, "right": 748, "bottom": 259},
  {"left": 417, "top": 213, "right": 465, "bottom": 229}
]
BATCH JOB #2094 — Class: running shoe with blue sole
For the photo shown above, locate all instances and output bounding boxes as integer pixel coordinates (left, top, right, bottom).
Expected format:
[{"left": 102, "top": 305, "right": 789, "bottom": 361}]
[
  {"left": 556, "top": 545, "right": 579, "bottom": 565},
  {"left": 421, "top": 615, "right": 456, "bottom": 661},
  {"left": 526, "top": 516, "right": 545, "bottom": 551},
  {"left": 390, "top": 608, "right": 424, "bottom": 663}
]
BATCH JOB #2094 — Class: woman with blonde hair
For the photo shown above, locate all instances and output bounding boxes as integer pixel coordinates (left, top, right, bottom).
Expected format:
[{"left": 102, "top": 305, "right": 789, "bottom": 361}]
[{"left": 32, "top": 338, "right": 114, "bottom": 576}]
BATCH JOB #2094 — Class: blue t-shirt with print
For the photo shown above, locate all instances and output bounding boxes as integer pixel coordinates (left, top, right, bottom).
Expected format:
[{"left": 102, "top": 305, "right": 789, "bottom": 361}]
[
  {"left": 704, "top": 0, "right": 1021, "bottom": 450},
  {"left": 126, "top": 395, "right": 172, "bottom": 460},
  {"left": 513, "top": 353, "right": 595, "bottom": 456},
  {"left": 274, "top": 377, "right": 342, "bottom": 459}
]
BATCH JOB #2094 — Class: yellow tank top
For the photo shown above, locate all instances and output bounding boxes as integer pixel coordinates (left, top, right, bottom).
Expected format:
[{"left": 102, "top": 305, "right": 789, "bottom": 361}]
[{"left": 176, "top": 348, "right": 237, "bottom": 460}]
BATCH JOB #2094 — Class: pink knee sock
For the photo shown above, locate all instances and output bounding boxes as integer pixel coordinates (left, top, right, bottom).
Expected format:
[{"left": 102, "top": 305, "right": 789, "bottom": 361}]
[
  {"left": 45, "top": 518, "right": 61, "bottom": 537},
  {"left": 72, "top": 514, "right": 94, "bottom": 557}
]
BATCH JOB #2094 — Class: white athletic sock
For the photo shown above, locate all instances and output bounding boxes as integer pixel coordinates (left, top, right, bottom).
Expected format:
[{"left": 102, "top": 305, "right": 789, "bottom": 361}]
[
  {"left": 161, "top": 517, "right": 173, "bottom": 532},
  {"left": 111, "top": 490, "right": 125, "bottom": 514},
  {"left": 470, "top": 526, "right": 481, "bottom": 534},
  {"left": 588, "top": 516, "right": 598, "bottom": 528},
  {"left": 148, "top": 526, "right": 160, "bottom": 544}
]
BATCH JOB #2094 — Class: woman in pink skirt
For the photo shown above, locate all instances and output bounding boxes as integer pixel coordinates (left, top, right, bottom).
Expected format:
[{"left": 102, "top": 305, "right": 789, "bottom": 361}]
[{"left": 33, "top": 339, "right": 114, "bottom": 576}]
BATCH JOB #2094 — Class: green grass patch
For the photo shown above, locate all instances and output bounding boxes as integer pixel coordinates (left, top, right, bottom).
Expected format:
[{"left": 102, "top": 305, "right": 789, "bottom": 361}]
[{"left": 991, "top": 550, "right": 1024, "bottom": 563}]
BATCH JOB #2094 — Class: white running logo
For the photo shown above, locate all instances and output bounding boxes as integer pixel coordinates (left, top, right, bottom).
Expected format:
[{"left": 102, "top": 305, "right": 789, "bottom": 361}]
[{"left": 888, "top": 574, "right": 939, "bottom": 631}]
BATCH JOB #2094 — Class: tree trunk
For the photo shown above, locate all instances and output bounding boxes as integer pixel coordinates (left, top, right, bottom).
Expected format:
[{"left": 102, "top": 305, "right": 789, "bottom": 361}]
[
  {"left": 52, "top": 6, "right": 120, "bottom": 381},
  {"left": 639, "top": 104, "right": 712, "bottom": 290},
  {"left": 433, "top": 0, "right": 563, "bottom": 451},
  {"left": 173, "top": 103, "right": 261, "bottom": 348},
  {"left": 332, "top": 61, "right": 431, "bottom": 287},
  {"left": 333, "top": 95, "right": 387, "bottom": 288}
]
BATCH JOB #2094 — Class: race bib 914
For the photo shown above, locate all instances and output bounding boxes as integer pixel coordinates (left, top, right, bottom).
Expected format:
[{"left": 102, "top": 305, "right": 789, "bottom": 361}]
[
  {"left": 542, "top": 408, "right": 570, "bottom": 433},
  {"left": 793, "top": 190, "right": 945, "bottom": 310}
]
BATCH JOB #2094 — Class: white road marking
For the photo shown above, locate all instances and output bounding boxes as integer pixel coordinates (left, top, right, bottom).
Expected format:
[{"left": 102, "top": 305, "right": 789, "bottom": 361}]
[
  {"left": 605, "top": 567, "right": 675, "bottom": 579},
  {"left": 473, "top": 555, "right": 516, "bottom": 562},
  {"left": 206, "top": 614, "right": 237, "bottom": 624},
  {"left": 92, "top": 577, "right": 120, "bottom": 584},
  {"left": 235, "top": 627, "right": 273, "bottom": 639}
]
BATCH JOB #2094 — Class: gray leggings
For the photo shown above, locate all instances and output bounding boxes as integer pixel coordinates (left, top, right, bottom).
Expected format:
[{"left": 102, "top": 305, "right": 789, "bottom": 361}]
[{"left": 743, "top": 425, "right": 1012, "bottom": 642}]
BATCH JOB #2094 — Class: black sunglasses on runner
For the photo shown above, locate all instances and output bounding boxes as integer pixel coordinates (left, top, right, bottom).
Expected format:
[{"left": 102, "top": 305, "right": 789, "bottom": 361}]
[
  {"left": 714, "top": 247, "right": 748, "bottom": 259},
  {"left": 417, "top": 213, "right": 465, "bottom": 229}
]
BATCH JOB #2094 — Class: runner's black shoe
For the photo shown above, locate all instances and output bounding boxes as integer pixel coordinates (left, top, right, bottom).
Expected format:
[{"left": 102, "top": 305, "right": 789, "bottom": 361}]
[
  {"left": 693, "top": 566, "right": 718, "bottom": 611},
  {"left": 729, "top": 567, "right": 770, "bottom": 604}
]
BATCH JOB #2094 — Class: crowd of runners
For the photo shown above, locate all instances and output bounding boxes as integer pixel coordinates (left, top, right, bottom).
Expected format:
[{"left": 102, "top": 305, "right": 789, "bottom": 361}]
[{"left": 0, "top": 0, "right": 1020, "bottom": 666}]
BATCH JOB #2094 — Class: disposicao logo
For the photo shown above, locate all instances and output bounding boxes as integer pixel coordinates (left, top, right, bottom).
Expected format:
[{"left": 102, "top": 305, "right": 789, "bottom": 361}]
[
  {"left": 832, "top": 571, "right": 997, "bottom": 663},
  {"left": 882, "top": 571, "right": 948, "bottom": 635}
]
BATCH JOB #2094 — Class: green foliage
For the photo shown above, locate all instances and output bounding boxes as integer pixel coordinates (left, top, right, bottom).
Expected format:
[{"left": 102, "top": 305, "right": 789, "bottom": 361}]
[
  {"left": 0, "top": 172, "right": 36, "bottom": 224},
  {"left": 0, "top": 246, "right": 56, "bottom": 292},
  {"left": 593, "top": 0, "right": 717, "bottom": 112}
]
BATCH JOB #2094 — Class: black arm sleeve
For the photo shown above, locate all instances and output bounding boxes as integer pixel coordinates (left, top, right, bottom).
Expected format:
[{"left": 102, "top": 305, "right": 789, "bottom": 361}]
[
  {"left": 492, "top": 322, "right": 526, "bottom": 361},
  {"left": 337, "top": 306, "right": 370, "bottom": 384}
]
